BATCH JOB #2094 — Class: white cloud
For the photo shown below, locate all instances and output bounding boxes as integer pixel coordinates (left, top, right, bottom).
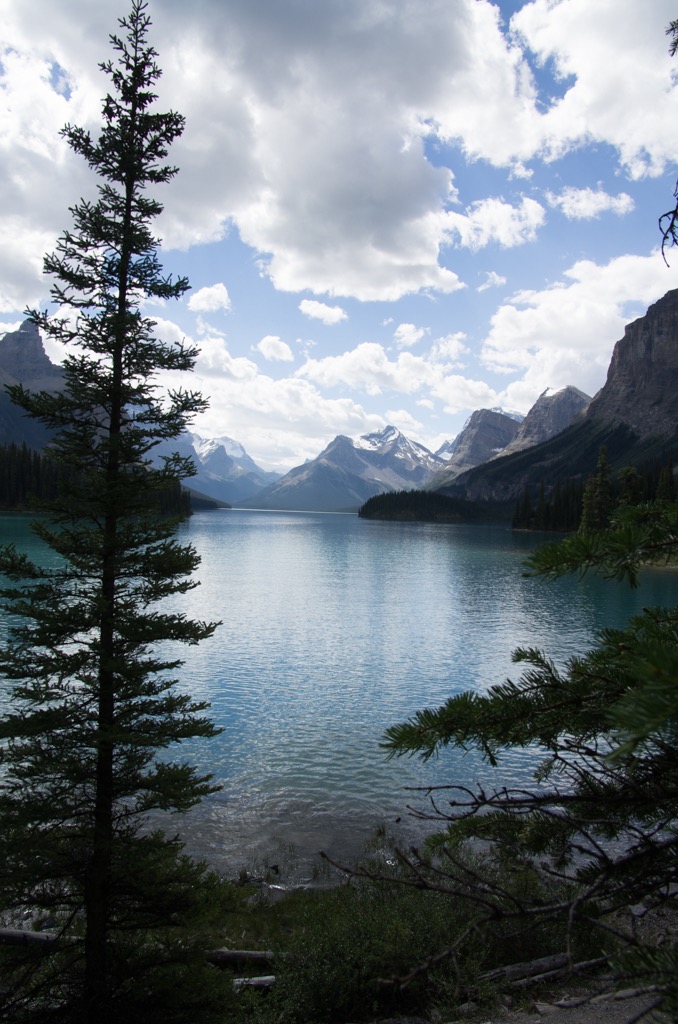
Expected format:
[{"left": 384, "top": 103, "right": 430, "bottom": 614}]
[
  {"left": 256, "top": 335, "right": 294, "bottom": 361},
  {"left": 430, "top": 333, "right": 468, "bottom": 366},
  {"left": 477, "top": 271, "right": 507, "bottom": 292},
  {"left": 393, "top": 323, "right": 426, "bottom": 348},
  {"left": 296, "top": 335, "right": 488, "bottom": 415},
  {"left": 146, "top": 318, "right": 386, "bottom": 470},
  {"left": 194, "top": 372, "right": 385, "bottom": 471},
  {"left": 431, "top": 374, "right": 501, "bottom": 415},
  {"left": 196, "top": 337, "right": 259, "bottom": 380},
  {"left": 483, "top": 251, "right": 672, "bottom": 408},
  {"left": 0, "top": 319, "right": 23, "bottom": 337},
  {"left": 2, "top": 0, "right": 677, "bottom": 313},
  {"left": 510, "top": 0, "right": 678, "bottom": 177},
  {"left": 546, "top": 187, "right": 634, "bottom": 219},
  {"left": 299, "top": 299, "right": 347, "bottom": 324},
  {"left": 384, "top": 408, "right": 424, "bottom": 435},
  {"left": 187, "top": 283, "right": 231, "bottom": 313},
  {"left": 297, "top": 343, "right": 433, "bottom": 396},
  {"left": 446, "top": 197, "right": 546, "bottom": 250}
]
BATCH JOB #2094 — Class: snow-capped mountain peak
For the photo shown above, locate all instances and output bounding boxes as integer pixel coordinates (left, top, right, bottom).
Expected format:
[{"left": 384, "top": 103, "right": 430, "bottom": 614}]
[{"left": 192, "top": 433, "right": 247, "bottom": 460}]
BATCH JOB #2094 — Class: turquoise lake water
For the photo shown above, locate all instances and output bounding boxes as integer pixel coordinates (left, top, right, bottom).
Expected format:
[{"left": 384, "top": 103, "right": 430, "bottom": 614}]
[{"left": 0, "top": 509, "right": 675, "bottom": 880}]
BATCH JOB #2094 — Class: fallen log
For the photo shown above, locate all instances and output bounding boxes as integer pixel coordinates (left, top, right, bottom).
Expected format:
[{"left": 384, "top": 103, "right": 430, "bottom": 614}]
[
  {"left": 205, "top": 948, "right": 275, "bottom": 967},
  {"left": 232, "top": 976, "right": 276, "bottom": 991},
  {"left": 0, "top": 929, "right": 61, "bottom": 947},
  {"left": 482, "top": 953, "right": 610, "bottom": 989},
  {"left": 0, "top": 930, "right": 276, "bottom": 966}
]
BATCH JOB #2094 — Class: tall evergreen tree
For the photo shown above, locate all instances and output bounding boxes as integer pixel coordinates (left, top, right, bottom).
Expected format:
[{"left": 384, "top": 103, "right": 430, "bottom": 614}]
[
  {"left": 579, "top": 443, "right": 614, "bottom": 532},
  {"left": 0, "top": 5, "right": 232, "bottom": 1022}
]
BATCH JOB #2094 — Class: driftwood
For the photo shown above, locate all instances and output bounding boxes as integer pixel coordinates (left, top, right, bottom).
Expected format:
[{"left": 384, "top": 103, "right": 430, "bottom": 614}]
[
  {"left": 0, "top": 930, "right": 275, "bottom": 964},
  {"left": 205, "top": 948, "right": 274, "bottom": 967},
  {"left": 482, "top": 952, "right": 610, "bottom": 989},
  {"left": 0, "top": 930, "right": 277, "bottom": 991},
  {"left": 232, "top": 975, "right": 276, "bottom": 991},
  {"left": 0, "top": 929, "right": 61, "bottom": 947}
]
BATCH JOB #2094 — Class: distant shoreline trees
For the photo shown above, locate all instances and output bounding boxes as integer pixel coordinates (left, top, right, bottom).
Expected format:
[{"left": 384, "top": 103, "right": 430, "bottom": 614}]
[{"left": 0, "top": 441, "right": 191, "bottom": 516}]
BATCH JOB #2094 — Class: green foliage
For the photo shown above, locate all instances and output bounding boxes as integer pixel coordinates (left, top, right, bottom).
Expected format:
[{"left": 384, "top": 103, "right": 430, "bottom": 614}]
[
  {"left": 0, "top": 441, "right": 191, "bottom": 514},
  {"left": 248, "top": 878, "right": 487, "bottom": 1024},
  {"left": 579, "top": 444, "right": 615, "bottom": 532},
  {"left": 0, "top": 4, "right": 227, "bottom": 1021},
  {"left": 527, "top": 499, "right": 678, "bottom": 588},
  {"left": 0, "top": 443, "right": 69, "bottom": 508},
  {"left": 382, "top": 495, "right": 678, "bottom": 1014}
]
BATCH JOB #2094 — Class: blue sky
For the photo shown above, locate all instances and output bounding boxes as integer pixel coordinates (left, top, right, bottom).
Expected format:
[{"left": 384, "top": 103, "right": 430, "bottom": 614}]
[{"left": 1, "top": 0, "right": 678, "bottom": 470}]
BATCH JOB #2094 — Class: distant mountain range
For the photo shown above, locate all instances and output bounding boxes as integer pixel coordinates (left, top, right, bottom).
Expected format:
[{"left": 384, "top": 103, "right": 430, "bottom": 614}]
[
  {"left": 3, "top": 290, "right": 676, "bottom": 515},
  {"left": 237, "top": 426, "right": 446, "bottom": 511}
]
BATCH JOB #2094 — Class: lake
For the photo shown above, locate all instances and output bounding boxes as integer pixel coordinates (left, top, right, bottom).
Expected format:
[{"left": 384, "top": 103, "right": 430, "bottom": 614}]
[{"left": 0, "top": 509, "right": 674, "bottom": 881}]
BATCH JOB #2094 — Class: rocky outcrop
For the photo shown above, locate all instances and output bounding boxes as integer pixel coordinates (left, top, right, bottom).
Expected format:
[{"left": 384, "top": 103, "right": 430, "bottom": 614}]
[
  {"left": 0, "top": 320, "right": 62, "bottom": 392},
  {"left": 0, "top": 321, "right": 64, "bottom": 449},
  {"left": 585, "top": 289, "right": 678, "bottom": 436},
  {"left": 428, "top": 409, "right": 522, "bottom": 489},
  {"left": 493, "top": 386, "right": 591, "bottom": 460}
]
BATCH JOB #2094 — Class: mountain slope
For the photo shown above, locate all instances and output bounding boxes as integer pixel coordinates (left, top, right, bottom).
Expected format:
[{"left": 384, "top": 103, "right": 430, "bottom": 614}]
[
  {"left": 428, "top": 409, "right": 522, "bottom": 488},
  {"left": 190, "top": 434, "right": 281, "bottom": 502},
  {"left": 239, "top": 426, "right": 445, "bottom": 511},
  {"left": 493, "top": 386, "right": 591, "bottom": 459}
]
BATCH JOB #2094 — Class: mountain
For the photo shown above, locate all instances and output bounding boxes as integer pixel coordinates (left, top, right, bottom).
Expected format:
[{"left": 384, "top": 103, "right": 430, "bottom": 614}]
[
  {"left": 189, "top": 434, "right": 281, "bottom": 503},
  {"left": 151, "top": 432, "right": 280, "bottom": 505},
  {"left": 491, "top": 386, "right": 591, "bottom": 459},
  {"left": 428, "top": 409, "right": 523, "bottom": 489},
  {"left": 0, "top": 321, "right": 63, "bottom": 448},
  {"left": 439, "top": 290, "right": 678, "bottom": 507},
  {"left": 238, "top": 425, "right": 445, "bottom": 512},
  {"left": 0, "top": 322, "right": 276, "bottom": 505}
]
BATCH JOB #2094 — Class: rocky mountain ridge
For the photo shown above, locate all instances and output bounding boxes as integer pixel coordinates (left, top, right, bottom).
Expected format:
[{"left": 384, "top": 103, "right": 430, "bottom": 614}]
[
  {"left": 428, "top": 409, "right": 523, "bottom": 488},
  {"left": 237, "top": 426, "right": 447, "bottom": 512},
  {"left": 492, "top": 385, "right": 591, "bottom": 460},
  {"left": 585, "top": 289, "right": 678, "bottom": 435},
  {"left": 4, "top": 289, "right": 675, "bottom": 514},
  {"left": 0, "top": 320, "right": 63, "bottom": 392}
]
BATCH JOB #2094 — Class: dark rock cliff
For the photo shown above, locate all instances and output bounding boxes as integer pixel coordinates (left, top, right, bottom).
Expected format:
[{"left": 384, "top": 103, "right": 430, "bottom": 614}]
[{"left": 586, "top": 289, "right": 678, "bottom": 436}]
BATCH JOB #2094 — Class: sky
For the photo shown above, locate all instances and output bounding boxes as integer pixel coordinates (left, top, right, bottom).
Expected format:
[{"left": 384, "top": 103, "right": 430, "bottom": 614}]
[{"left": 2, "top": 0, "right": 678, "bottom": 471}]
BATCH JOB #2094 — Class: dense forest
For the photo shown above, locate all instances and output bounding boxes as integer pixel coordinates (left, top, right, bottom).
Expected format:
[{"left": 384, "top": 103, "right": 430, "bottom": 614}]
[
  {"left": 358, "top": 489, "right": 500, "bottom": 522},
  {"left": 0, "top": 442, "right": 192, "bottom": 516},
  {"left": 512, "top": 450, "right": 676, "bottom": 531}
]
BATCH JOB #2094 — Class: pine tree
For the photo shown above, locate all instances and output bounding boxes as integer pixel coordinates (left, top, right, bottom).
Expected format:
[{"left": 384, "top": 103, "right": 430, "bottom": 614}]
[
  {"left": 0, "top": 5, "right": 233, "bottom": 1021},
  {"left": 579, "top": 443, "right": 615, "bottom": 532}
]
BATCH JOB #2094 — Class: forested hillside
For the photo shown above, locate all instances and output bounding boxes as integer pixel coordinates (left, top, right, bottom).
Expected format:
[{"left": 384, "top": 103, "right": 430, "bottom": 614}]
[{"left": 0, "top": 442, "right": 191, "bottom": 516}]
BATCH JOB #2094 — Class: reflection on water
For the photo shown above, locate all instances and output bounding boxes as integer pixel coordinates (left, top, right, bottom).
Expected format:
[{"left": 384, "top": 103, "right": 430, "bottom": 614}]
[{"left": 1, "top": 509, "right": 675, "bottom": 879}]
